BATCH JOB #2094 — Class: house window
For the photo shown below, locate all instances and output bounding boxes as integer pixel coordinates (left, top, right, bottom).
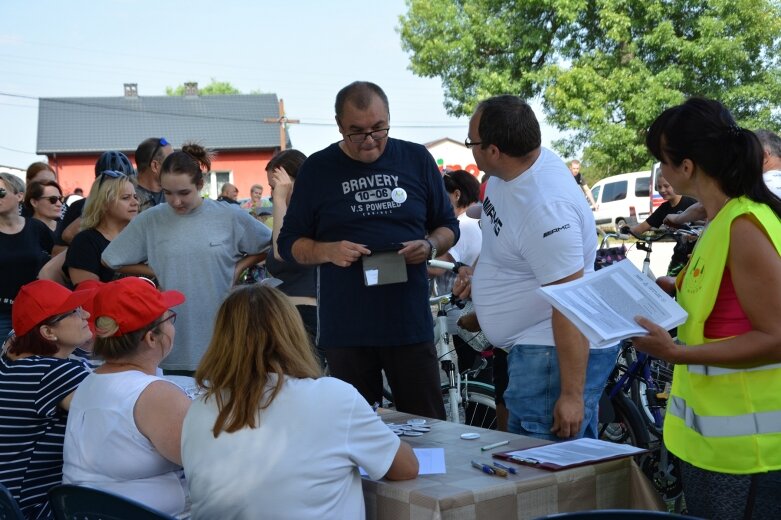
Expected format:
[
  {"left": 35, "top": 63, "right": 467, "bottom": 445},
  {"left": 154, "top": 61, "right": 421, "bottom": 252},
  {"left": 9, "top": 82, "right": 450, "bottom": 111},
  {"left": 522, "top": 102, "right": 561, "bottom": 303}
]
[{"left": 202, "top": 171, "right": 232, "bottom": 199}]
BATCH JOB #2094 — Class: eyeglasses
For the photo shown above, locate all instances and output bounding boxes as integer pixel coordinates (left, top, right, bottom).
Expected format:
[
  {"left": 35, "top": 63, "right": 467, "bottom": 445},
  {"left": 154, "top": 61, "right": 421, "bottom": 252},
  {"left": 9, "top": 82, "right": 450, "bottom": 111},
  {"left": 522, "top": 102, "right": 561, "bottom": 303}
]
[
  {"left": 98, "top": 169, "right": 128, "bottom": 189},
  {"left": 37, "top": 195, "right": 64, "bottom": 204},
  {"left": 157, "top": 311, "right": 177, "bottom": 327},
  {"left": 148, "top": 137, "right": 170, "bottom": 166},
  {"left": 0, "top": 188, "right": 6, "bottom": 199},
  {"left": 464, "top": 138, "right": 483, "bottom": 148},
  {"left": 345, "top": 128, "right": 390, "bottom": 143},
  {"left": 50, "top": 306, "right": 85, "bottom": 324}
]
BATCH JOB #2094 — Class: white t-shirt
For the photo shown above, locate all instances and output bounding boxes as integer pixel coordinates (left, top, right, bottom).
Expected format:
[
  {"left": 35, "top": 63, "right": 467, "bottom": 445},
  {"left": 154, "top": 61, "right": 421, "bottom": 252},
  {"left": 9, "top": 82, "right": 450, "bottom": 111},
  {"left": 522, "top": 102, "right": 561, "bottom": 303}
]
[
  {"left": 63, "top": 371, "right": 188, "bottom": 516},
  {"left": 764, "top": 169, "right": 781, "bottom": 198},
  {"left": 450, "top": 211, "right": 482, "bottom": 266},
  {"left": 181, "top": 375, "right": 400, "bottom": 520},
  {"left": 472, "top": 147, "right": 597, "bottom": 349}
]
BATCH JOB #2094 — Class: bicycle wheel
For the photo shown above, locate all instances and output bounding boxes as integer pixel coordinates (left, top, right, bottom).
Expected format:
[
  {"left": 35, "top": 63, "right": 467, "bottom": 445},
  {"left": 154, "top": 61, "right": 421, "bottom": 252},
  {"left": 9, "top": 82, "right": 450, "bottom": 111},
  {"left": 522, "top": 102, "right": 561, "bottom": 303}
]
[
  {"left": 440, "top": 381, "right": 497, "bottom": 428},
  {"left": 463, "top": 382, "right": 497, "bottom": 430},
  {"left": 599, "top": 391, "right": 651, "bottom": 448},
  {"left": 631, "top": 357, "right": 673, "bottom": 437}
]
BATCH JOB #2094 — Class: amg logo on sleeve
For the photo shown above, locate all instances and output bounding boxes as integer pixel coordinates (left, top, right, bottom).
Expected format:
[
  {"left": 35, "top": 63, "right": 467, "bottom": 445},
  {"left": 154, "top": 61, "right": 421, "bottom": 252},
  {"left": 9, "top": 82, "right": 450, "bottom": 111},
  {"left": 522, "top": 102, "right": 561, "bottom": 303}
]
[{"left": 543, "top": 224, "right": 570, "bottom": 238}]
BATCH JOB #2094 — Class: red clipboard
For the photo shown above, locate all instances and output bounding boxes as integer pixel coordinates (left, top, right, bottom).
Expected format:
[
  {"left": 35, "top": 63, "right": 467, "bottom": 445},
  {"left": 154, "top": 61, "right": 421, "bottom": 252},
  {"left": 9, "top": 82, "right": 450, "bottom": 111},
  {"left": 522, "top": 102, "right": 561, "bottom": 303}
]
[{"left": 492, "top": 439, "right": 648, "bottom": 471}]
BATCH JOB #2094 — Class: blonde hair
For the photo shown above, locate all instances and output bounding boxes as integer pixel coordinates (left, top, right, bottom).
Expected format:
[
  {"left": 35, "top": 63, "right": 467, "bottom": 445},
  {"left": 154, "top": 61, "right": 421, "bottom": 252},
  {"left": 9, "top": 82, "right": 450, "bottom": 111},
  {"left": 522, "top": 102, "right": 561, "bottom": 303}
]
[
  {"left": 81, "top": 175, "right": 135, "bottom": 230},
  {"left": 93, "top": 314, "right": 164, "bottom": 360},
  {"left": 195, "top": 285, "right": 321, "bottom": 437}
]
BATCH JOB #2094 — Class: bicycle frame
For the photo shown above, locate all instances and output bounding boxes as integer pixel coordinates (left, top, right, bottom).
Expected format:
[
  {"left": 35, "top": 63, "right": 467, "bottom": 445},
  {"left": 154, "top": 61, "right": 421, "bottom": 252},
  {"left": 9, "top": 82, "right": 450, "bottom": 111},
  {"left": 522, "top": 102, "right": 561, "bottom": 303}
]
[{"left": 430, "top": 294, "right": 461, "bottom": 423}]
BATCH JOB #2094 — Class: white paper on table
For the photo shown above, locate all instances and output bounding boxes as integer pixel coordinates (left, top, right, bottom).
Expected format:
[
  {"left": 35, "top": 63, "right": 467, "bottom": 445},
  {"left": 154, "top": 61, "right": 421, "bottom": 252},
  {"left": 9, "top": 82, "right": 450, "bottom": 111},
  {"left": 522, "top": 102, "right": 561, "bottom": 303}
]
[
  {"left": 360, "top": 447, "right": 446, "bottom": 477},
  {"left": 536, "top": 259, "right": 688, "bottom": 347},
  {"left": 505, "top": 438, "right": 644, "bottom": 467}
]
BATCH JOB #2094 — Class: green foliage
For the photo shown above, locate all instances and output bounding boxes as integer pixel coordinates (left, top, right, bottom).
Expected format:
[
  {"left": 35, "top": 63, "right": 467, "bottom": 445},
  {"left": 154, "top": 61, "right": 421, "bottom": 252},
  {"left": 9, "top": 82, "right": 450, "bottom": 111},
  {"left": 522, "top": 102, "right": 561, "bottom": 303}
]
[
  {"left": 166, "top": 78, "right": 241, "bottom": 96},
  {"left": 399, "top": 0, "right": 781, "bottom": 178}
]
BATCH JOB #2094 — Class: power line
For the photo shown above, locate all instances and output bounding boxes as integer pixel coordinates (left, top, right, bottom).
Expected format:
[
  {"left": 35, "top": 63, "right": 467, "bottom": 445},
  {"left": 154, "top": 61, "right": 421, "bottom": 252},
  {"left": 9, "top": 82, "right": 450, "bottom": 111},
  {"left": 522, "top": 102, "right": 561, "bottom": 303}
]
[{"left": 0, "top": 91, "right": 466, "bottom": 129}]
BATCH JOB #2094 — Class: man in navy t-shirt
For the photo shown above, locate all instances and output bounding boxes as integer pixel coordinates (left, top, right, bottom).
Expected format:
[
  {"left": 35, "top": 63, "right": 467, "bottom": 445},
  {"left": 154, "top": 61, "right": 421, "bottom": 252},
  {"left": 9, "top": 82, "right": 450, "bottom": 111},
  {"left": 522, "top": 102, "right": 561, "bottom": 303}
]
[{"left": 278, "top": 81, "right": 459, "bottom": 419}]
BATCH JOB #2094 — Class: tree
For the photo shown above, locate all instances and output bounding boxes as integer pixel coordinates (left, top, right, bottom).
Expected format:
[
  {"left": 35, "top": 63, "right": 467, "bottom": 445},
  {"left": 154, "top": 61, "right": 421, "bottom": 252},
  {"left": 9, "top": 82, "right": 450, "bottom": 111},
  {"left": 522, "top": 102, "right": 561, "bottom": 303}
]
[
  {"left": 166, "top": 78, "right": 241, "bottom": 96},
  {"left": 399, "top": 0, "right": 781, "bottom": 178}
]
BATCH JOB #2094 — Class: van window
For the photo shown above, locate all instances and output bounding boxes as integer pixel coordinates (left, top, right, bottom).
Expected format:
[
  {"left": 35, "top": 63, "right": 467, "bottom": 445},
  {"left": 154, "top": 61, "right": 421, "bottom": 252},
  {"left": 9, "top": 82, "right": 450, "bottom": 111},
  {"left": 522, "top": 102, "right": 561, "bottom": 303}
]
[
  {"left": 602, "top": 181, "right": 627, "bottom": 203},
  {"left": 591, "top": 185, "right": 601, "bottom": 203},
  {"left": 635, "top": 176, "right": 651, "bottom": 197}
]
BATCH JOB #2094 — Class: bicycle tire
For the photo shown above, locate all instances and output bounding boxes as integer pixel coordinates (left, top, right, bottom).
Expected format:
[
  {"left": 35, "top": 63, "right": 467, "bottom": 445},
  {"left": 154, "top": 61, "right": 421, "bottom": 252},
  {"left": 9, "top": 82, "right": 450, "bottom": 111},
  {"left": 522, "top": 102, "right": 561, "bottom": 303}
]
[
  {"left": 440, "top": 381, "right": 497, "bottom": 429},
  {"left": 599, "top": 390, "right": 651, "bottom": 448},
  {"left": 631, "top": 357, "right": 673, "bottom": 437}
]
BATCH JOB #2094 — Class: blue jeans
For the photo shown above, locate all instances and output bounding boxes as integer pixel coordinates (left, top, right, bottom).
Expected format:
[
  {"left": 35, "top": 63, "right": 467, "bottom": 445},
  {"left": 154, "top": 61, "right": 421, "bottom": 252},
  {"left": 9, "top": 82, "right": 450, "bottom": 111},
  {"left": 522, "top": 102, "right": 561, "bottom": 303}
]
[{"left": 504, "top": 343, "right": 619, "bottom": 441}]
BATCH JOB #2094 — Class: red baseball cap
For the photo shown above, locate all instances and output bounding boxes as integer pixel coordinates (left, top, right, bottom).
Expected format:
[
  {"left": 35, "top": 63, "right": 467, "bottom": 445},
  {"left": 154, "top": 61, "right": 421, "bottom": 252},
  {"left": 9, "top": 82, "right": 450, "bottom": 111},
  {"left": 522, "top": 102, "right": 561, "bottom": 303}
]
[
  {"left": 92, "top": 277, "right": 185, "bottom": 336},
  {"left": 12, "top": 280, "right": 97, "bottom": 336}
]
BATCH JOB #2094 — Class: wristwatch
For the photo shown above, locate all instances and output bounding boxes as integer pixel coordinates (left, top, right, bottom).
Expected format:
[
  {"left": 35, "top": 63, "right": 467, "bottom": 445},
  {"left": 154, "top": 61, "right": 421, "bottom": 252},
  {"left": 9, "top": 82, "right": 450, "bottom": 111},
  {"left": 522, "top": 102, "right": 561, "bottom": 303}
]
[{"left": 425, "top": 238, "right": 437, "bottom": 260}]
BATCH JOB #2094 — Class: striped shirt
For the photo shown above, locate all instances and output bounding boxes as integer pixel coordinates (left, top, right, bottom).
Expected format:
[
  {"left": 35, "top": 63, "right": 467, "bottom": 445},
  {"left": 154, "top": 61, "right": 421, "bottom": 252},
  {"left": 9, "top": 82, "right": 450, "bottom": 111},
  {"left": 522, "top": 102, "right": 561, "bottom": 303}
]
[{"left": 0, "top": 354, "right": 90, "bottom": 519}]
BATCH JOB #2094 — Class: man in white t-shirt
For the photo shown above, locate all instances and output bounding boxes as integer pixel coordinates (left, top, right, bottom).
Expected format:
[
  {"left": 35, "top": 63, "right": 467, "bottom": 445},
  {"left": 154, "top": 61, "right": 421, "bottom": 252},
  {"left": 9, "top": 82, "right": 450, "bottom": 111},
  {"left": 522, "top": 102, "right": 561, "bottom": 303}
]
[{"left": 457, "top": 95, "right": 619, "bottom": 441}]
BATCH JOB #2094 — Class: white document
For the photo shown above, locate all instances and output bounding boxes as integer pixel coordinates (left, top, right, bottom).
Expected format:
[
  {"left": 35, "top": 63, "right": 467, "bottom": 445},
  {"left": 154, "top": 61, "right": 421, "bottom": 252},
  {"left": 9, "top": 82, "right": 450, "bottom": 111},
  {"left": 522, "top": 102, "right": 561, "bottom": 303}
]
[
  {"left": 505, "top": 438, "right": 644, "bottom": 467},
  {"left": 360, "top": 447, "right": 446, "bottom": 477},
  {"left": 412, "top": 448, "right": 447, "bottom": 475},
  {"left": 364, "top": 269, "right": 379, "bottom": 286},
  {"left": 536, "top": 259, "right": 688, "bottom": 347}
]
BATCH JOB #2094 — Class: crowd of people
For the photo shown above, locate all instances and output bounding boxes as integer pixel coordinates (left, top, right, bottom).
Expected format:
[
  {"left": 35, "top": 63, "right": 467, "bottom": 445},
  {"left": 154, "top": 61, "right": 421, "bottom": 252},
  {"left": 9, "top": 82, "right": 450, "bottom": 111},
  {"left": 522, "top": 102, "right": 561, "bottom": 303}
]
[{"left": 0, "top": 81, "right": 780, "bottom": 519}]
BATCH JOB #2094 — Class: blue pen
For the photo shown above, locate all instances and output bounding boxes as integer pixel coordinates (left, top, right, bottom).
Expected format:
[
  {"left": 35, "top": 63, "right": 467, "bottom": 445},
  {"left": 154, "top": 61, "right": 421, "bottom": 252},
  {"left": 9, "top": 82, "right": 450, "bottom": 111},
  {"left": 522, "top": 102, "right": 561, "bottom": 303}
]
[
  {"left": 471, "top": 460, "right": 496, "bottom": 475},
  {"left": 493, "top": 461, "right": 517, "bottom": 474}
]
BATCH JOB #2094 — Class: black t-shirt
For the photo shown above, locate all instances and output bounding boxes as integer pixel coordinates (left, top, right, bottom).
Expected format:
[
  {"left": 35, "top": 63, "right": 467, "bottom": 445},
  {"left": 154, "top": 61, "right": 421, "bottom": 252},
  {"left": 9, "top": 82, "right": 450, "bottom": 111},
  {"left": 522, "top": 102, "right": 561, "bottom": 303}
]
[
  {"left": 63, "top": 228, "right": 117, "bottom": 282},
  {"left": 54, "top": 198, "right": 85, "bottom": 245},
  {"left": 0, "top": 219, "right": 53, "bottom": 311},
  {"left": 645, "top": 196, "right": 698, "bottom": 269}
]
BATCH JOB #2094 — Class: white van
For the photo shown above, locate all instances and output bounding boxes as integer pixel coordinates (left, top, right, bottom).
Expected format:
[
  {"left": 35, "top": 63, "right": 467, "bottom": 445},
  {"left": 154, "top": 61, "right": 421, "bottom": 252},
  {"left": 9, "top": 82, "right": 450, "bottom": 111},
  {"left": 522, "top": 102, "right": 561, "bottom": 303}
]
[{"left": 591, "top": 171, "right": 652, "bottom": 231}]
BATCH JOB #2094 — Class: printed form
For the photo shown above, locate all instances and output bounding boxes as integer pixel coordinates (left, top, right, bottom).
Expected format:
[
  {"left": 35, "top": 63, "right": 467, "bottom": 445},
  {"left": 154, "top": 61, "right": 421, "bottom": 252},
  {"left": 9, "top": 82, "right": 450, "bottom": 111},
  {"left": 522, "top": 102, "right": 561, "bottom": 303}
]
[{"left": 537, "top": 259, "right": 688, "bottom": 347}]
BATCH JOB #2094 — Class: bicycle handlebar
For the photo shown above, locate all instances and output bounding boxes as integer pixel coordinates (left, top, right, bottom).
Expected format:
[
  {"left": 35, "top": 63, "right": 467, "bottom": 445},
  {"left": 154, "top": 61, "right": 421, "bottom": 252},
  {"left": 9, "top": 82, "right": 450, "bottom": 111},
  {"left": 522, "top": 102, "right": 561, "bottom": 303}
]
[
  {"left": 618, "top": 225, "right": 702, "bottom": 243},
  {"left": 428, "top": 259, "right": 465, "bottom": 272}
]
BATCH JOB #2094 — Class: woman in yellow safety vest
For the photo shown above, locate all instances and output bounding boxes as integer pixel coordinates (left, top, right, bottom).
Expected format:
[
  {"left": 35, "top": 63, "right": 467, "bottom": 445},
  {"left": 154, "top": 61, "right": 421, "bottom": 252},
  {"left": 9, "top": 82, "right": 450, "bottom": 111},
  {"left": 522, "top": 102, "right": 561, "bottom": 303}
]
[{"left": 633, "top": 97, "right": 781, "bottom": 519}]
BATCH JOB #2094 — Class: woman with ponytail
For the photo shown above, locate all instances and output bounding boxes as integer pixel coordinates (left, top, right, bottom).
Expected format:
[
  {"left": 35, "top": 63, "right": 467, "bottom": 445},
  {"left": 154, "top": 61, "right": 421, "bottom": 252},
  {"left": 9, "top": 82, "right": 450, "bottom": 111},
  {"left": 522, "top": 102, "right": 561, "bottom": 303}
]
[
  {"left": 102, "top": 143, "right": 272, "bottom": 375},
  {"left": 62, "top": 277, "right": 190, "bottom": 517},
  {"left": 633, "top": 97, "right": 781, "bottom": 518}
]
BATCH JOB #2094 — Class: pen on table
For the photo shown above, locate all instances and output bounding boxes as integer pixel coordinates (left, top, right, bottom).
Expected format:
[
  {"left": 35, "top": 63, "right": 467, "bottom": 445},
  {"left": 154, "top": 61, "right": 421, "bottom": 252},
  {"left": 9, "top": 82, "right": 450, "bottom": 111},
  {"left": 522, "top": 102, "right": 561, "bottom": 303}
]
[
  {"left": 510, "top": 456, "right": 540, "bottom": 465},
  {"left": 471, "top": 460, "right": 507, "bottom": 477},
  {"left": 493, "top": 461, "right": 518, "bottom": 475},
  {"left": 480, "top": 440, "right": 510, "bottom": 451}
]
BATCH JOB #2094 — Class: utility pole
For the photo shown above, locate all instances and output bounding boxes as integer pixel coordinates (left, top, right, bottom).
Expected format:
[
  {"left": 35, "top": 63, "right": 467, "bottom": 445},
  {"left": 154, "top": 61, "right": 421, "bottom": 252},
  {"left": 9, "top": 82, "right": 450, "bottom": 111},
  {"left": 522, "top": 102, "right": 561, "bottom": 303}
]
[{"left": 263, "top": 99, "right": 300, "bottom": 151}]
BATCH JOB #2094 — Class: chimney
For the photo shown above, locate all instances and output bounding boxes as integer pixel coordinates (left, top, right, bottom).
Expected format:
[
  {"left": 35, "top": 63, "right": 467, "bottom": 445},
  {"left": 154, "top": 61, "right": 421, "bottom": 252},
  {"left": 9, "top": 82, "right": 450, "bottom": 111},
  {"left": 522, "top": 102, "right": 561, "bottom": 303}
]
[
  {"left": 123, "top": 83, "right": 138, "bottom": 97},
  {"left": 184, "top": 82, "right": 199, "bottom": 97}
]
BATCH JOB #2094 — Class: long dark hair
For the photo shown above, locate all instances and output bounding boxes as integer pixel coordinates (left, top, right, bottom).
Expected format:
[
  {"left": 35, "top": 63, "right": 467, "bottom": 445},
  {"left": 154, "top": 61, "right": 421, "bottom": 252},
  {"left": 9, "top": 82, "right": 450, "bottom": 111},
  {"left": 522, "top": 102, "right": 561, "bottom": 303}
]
[{"left": 646, "top": 97, "right": 781, "bottom": 218}]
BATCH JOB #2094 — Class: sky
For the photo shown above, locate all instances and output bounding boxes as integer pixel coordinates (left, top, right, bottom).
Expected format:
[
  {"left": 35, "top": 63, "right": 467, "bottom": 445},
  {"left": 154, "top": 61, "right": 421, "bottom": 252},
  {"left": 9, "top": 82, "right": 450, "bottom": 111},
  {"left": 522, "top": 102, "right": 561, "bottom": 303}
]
[{"left": 0, "top": 0, "right": 558, "bottom": 170}]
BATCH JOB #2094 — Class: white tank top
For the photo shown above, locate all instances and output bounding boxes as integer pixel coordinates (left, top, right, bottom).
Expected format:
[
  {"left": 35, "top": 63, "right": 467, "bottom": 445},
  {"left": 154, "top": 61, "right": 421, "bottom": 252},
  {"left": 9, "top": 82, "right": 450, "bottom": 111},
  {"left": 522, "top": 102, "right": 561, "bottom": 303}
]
[{"left": 63, "top": 370, "right": 188, "bottom": 516}]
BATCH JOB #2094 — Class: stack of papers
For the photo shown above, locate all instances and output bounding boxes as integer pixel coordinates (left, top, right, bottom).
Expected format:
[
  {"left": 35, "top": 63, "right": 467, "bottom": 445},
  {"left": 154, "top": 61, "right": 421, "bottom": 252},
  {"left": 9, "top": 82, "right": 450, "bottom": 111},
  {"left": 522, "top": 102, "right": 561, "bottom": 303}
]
[{"left": 537, "top": 260, "right": 688, "bottom": 347}]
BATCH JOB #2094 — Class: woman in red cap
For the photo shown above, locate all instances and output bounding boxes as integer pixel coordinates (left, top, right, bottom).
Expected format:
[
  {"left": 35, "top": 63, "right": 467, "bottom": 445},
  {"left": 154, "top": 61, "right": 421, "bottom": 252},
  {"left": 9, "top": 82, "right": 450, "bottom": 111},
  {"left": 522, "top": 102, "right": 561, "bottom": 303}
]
[
  {"left": 0, "top": 279, "right": 95, "bottom": 519},
  {"left": 62, "top": 277, "right": 191, "bottom": 518}
]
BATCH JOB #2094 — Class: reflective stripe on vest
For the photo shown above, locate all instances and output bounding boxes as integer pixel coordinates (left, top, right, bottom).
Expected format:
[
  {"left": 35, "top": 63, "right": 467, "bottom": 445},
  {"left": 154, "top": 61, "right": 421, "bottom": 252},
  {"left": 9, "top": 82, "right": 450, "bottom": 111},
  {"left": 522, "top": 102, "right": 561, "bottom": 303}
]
[
  {"left": 668, "top": 395, "right": 781, "bottom": 437},
  {"left": 687, "top": 362, "right": 781, "bottom": 376}
]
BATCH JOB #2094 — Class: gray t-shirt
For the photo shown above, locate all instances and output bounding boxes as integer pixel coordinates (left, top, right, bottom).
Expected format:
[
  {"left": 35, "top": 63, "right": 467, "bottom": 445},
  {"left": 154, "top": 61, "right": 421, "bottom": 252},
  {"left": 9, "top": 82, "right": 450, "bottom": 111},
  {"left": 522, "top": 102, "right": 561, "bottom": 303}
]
[{"left": 102, "top": 199, "right": 272, "bottom": 370}]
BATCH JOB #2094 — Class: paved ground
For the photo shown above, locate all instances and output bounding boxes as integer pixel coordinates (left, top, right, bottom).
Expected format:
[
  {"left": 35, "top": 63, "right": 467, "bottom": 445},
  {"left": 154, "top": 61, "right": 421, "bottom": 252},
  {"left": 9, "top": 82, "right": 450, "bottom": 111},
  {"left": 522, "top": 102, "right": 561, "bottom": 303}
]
[{"left": 623, "top": 240, "right": 676, "bottom": 278}]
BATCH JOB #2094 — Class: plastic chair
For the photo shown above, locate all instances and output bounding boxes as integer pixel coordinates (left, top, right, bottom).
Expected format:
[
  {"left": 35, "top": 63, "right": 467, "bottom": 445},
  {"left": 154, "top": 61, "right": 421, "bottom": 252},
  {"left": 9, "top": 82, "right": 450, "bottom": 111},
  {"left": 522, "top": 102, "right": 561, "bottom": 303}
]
[
  {"left": 48, "top": 485, "right": 175, "bottom": 520},
  {"left": 535, "top": 510, "right": 701, "bottom": 519},
  {"left": 0, "top": 482, "right": 24, "bottom": 520}
]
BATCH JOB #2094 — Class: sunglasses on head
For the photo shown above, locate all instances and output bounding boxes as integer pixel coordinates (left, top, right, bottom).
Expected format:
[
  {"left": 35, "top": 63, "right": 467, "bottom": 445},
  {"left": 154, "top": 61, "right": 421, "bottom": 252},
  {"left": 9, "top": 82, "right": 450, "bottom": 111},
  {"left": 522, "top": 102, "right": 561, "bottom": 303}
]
[
  {"left": 148, "top": 137, "right": 170, "bottom": 166},
  {"left": 37, "top": 195, "right": 64, "bottom": 204},
  {"left": 97, "top": 169, "right": 128, "bottom": 189}
]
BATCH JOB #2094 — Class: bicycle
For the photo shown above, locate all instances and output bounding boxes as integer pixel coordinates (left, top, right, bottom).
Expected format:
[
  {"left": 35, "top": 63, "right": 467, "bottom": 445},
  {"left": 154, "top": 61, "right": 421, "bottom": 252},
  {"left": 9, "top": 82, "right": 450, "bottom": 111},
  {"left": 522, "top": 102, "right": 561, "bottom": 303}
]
[{"left": 382, "top": 259, "right": 498, "bottom": 429}]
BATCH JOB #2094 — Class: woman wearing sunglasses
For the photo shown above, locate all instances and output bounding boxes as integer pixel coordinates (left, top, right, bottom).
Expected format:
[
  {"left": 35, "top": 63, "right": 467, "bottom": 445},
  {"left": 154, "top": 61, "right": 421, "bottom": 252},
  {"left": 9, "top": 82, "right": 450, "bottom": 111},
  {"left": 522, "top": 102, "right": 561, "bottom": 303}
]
[
  {"left": 62, "top": 277, "right": 191, "bottom": 518},
  {"left": 0, "top": 279, "right": 95, "bottom": 519},
  {"left": 103, "top": 143, "right": 272, "bottom": 375},
  {"left": 0, "top": 173, "right": 54, "bottom": 340},
  {"left": 23, "top": 179, "right": 64, "bottom": 232},
  {"left": 63, "top": 170, "right": 139, "bottom": 285}
]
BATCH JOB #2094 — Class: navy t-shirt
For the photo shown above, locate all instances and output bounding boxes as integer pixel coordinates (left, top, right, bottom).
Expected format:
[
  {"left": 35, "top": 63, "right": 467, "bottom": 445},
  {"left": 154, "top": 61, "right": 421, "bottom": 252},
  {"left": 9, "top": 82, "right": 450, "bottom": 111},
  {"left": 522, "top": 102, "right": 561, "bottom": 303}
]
[
  {"left": 278, "top": 138, "right": 459, "bottom": 348},
  {"left": 0, "top": 219, "right": 53, "bottom": 312}
]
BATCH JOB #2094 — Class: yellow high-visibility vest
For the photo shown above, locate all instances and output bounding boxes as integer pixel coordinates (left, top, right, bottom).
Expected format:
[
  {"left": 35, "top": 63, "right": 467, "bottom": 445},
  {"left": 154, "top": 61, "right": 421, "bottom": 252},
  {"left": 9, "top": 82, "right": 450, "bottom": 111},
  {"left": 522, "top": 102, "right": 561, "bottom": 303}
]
[{"left": 666, "top": 197, "right": 781, "bottom": 474}]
